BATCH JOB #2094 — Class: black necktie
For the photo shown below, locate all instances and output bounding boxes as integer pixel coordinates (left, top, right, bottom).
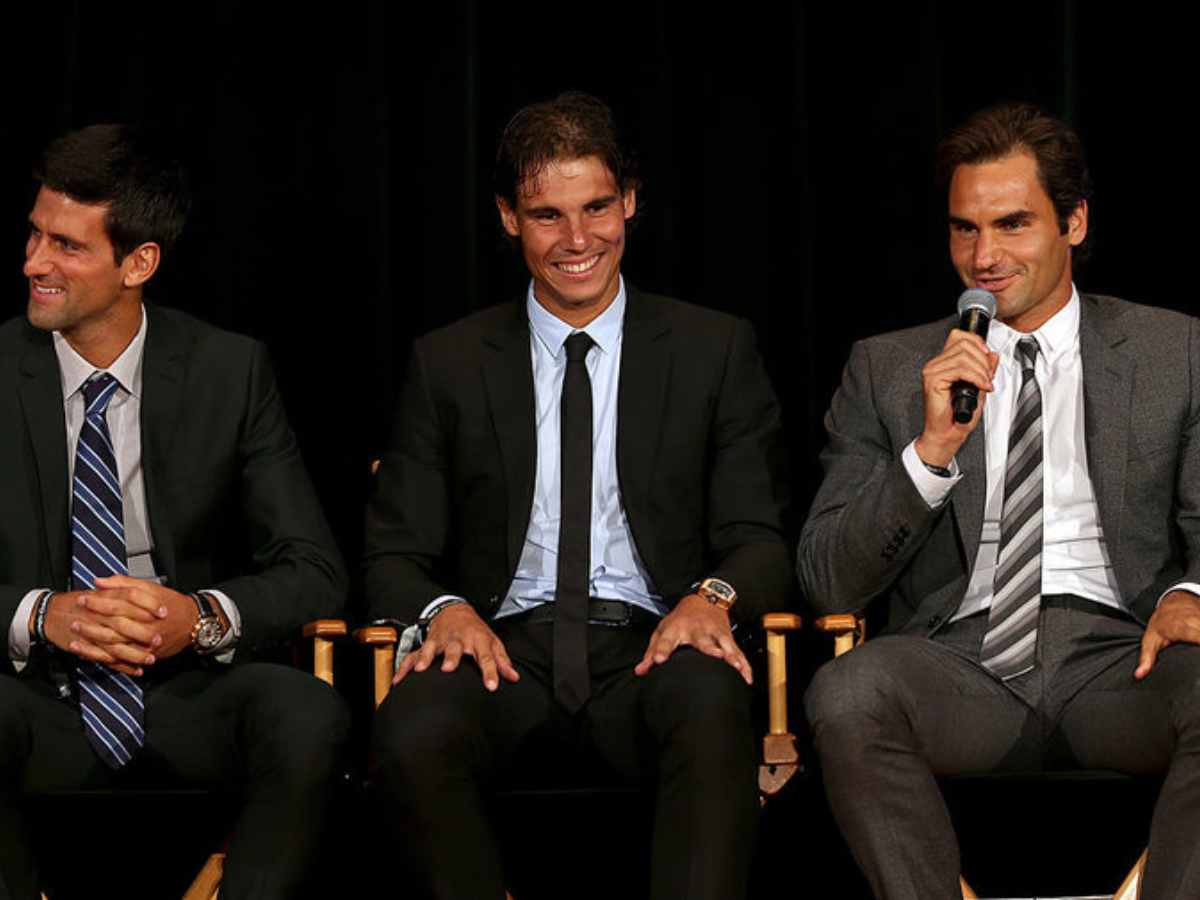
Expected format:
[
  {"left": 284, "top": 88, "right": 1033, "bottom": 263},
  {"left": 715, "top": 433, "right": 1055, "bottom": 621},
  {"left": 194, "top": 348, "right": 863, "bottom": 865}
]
[{"left": 554, "top": 332, "right": 595, "bottom": 712}]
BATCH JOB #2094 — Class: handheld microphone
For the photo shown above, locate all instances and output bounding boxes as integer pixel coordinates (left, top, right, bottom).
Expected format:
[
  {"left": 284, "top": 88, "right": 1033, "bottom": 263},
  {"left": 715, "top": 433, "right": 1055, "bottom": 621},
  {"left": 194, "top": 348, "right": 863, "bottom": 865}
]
[{"left": 951, "top": 288, "right": 997, "bottom": 424}]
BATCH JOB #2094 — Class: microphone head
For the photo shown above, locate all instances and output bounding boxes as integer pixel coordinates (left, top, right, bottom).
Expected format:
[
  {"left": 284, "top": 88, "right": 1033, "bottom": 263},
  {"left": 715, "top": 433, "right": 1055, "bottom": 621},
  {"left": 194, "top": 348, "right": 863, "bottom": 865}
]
[{"left": 957, "top": 288, "right": 997, "bottom": 318}]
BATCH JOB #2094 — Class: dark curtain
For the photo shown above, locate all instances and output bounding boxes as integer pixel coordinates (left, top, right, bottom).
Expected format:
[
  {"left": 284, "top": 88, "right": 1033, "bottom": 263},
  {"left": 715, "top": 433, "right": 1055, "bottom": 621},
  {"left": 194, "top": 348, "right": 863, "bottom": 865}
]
[{"left": 2, "top": 1, "right": 1194, "bottom": 608}]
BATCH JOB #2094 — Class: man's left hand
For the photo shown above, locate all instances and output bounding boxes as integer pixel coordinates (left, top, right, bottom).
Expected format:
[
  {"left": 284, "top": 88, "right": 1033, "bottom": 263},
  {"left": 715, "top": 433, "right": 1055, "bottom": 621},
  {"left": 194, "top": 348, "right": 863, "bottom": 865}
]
[
  {"left": 634, "top": 593, "right": 751, "bottom": 685},
  {"left": 1135, "top": 590, "right": 1200, "bottom": 679},
  {"left": 89, "top": 575, "right": 202, "bottom": 661}
]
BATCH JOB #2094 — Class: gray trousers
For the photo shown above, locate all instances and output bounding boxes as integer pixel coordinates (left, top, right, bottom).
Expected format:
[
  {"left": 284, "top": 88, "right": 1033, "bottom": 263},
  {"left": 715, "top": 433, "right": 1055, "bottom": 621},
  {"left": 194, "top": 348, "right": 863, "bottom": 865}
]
[{"left": 804, "top": 595, "right": 1200, "bottom": 900}]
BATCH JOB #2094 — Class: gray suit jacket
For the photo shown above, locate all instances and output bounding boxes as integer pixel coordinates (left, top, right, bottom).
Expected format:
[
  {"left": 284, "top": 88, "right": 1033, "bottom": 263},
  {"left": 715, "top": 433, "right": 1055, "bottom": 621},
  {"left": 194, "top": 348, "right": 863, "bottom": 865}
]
[{"left": 797, "top": 293, "right": 1200, "bottom": 634}]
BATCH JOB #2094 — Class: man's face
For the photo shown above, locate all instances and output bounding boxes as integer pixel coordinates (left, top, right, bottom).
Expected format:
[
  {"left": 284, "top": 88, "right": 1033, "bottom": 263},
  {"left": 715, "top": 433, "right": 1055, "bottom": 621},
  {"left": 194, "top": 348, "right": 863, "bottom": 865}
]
[
  {"left": 24, "top": 186, "right": 132, "bottom": 339},
  {"left": 498, "top": 155, "right": 636, "bottom": 324},
  {"left": 948, "top": 151, "right": 1087, "bottom": 332}
]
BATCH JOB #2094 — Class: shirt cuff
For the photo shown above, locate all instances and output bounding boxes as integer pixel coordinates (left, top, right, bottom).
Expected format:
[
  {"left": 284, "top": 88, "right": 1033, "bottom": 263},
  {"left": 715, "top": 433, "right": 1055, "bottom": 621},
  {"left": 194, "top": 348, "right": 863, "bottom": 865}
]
[
  {"left": 418, "top": 594, "right": 468, "bottom": 621},
  {"left": 1157, "top": 583, "right": 1200, "bottom": 608},
  {"left": 200, "top": 589, "right": 242, "bottom": 663},
  {"left": 8, "top": 589, "right": 47, "bottom": 667},
  {"left": 902, "top": 441, "right": 962, "bottom": 510}
]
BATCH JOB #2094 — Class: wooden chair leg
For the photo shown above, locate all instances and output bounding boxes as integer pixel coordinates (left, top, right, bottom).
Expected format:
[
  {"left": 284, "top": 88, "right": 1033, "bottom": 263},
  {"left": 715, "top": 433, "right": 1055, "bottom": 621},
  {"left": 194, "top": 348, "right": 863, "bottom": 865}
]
[
  {"left": 1115, "top": 848, "right": 1148, "bottom": 900},
  {"left": 183, "top": 852, "right": 224, "bottom": 900},
  {"left": 959, "top": 876, "right": 977, "bottom": 898}
]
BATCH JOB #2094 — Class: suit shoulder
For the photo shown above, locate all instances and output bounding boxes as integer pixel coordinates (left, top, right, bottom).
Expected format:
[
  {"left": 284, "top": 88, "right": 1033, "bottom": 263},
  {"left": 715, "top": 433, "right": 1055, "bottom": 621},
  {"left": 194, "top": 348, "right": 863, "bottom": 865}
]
[
  {"left": 147, "top": 305, "right": 263, "bottom": 359},
  {"left": 631, "top": 291, "right": 751, "bottom": 343},
  {"left": 1083, "top": 293, "right": 1199, "bottom": 331},
  {"left": 851, "top": 316, "right": 954, "bottom": 364},
  {"left": 414, "top": 302, "right": 520, "bottom": 354}
]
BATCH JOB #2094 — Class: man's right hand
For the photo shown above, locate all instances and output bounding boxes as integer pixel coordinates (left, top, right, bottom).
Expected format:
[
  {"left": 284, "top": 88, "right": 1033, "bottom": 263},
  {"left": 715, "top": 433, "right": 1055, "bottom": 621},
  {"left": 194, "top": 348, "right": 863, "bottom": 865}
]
[
  {"left": 38, "top": 590, "right": 165, "bottom": 677},
  {"left": 394, "top": 603, "right": 520, "bottom": 692},
  {"left": 914, "top": 328, "right": 999, "bottom": 467}
]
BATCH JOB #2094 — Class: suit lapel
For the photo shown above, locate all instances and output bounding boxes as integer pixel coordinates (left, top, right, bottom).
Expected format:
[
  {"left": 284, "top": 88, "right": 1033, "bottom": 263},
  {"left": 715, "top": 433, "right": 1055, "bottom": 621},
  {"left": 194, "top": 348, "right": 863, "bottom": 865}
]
[
  {"left": 950, "top": 425, "right": 987, "bottom": 572},
  {"left": 17, "top": 332, "right": 70, "bottom": 586},
  {"left": 1079, "top": 294, "right": 1133, "bottom": 581},
  {"left": 616, "top": 289, "right": 671, "bottom": 559},
  {"left": 481, "top": 302, "right": 538, "bottom": 574},
  {"left": 139, "top": 306, "right": 186, "bottom": 583}
]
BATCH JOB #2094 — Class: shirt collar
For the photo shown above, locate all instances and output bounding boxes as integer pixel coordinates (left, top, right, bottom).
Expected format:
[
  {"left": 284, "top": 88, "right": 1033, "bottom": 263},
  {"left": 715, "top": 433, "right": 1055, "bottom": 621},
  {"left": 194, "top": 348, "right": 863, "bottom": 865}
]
[
  {"left": 986, "top": 284, "right": 1080, "bottom": 364},
  {"left": 53, "top": 304, "right": 148, "bottom": 400},
  {"left": 526, "top": 276, "right": 626, "bottom": 359}
]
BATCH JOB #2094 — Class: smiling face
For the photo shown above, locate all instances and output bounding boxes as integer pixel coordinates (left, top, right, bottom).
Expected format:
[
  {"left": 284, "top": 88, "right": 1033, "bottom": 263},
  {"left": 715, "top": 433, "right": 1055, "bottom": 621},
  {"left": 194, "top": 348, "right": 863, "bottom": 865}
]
[
  {"left": 948, "top": 151, "right": 1087, "bottom": 333},
  {"left": 24, "top": 186, "right": 156, "bottom": 364},
  {"left": 497, "top": 155, "right": 636, "bottom": 328}
]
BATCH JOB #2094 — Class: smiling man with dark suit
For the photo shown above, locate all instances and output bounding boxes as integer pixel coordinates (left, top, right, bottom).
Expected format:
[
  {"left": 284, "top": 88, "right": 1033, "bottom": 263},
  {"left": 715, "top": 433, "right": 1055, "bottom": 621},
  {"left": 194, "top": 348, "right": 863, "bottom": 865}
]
[
  {"left": 0, "top": 124, "right": 349, "bottom": 900},
  {"left": 365, "top": 92, "right": 792, "bottom": 900},
  {"left": 800, "top": 103, "right": 1200, "bottom": 899}
]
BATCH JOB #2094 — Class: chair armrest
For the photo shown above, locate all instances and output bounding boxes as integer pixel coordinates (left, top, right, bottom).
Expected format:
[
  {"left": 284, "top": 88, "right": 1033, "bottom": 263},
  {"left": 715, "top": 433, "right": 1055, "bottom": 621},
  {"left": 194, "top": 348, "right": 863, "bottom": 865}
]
[
  {"left": 814, "top": 614, "right": 865, "bottom": 657},
  {"left": 354, "top": 627, "right": 398, "bottom": 710},
  {"left": 301, "top": 619, "right": 347, "bottom": 686},
  {"left": 759, "top": 613, "right": 803, "bottom": 800}
]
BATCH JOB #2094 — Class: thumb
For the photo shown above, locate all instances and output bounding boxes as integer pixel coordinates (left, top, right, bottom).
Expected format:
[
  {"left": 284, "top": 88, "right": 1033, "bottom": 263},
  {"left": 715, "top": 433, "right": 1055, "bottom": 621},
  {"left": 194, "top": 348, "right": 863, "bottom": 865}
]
[{"left": 1135, "top": 629, "right": 1165, "bottom": 680}]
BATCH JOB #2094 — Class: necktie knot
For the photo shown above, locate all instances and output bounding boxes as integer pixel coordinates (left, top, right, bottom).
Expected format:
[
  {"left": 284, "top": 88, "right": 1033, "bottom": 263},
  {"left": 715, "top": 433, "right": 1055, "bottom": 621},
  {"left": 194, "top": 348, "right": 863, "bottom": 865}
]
[
  {"left": 564, "top": 332, "right": 594, "bottom": 363},
  {"left": 1017, "top": 336, "right": 1039, "bottom": 370},
  {"left": 83, "top": 372, "right": 119, "bottom": 415}
]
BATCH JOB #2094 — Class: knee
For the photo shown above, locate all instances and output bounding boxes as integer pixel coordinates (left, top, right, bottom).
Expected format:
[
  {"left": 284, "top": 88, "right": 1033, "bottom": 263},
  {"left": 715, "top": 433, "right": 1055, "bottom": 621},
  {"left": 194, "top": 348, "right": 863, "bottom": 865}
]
[
  {"left": 647, "top": 649, "right": 753, "bottom": 760},
  {"left": 804, "top": 648, "right": 906, "bottom": 752},
  {"left": 369, "top": 670, "right": 484, "bottom": 787},
  {"left": 246, "top": 667, "right": 350, "bottom": 782}
]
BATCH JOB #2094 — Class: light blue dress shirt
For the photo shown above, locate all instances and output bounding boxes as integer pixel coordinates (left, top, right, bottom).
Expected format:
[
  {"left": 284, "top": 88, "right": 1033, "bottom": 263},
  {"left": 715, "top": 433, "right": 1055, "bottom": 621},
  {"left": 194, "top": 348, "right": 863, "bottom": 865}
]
[{"left": 493, "top": 278, "right": 666, "bottom": 619}]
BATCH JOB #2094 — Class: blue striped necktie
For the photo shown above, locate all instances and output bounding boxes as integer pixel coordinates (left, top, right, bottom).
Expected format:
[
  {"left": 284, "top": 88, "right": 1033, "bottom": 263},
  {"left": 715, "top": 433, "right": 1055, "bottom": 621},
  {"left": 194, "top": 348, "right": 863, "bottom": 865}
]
[{"left": 70, "top": 373, "right": 145, "bottom": 769}]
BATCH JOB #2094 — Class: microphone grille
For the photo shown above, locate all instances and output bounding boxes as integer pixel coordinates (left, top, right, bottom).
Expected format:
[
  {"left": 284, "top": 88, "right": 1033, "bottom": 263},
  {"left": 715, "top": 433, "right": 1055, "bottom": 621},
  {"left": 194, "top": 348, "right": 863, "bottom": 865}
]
[{"left": 957, "top": 288, "right": 996, "bottom": 317}]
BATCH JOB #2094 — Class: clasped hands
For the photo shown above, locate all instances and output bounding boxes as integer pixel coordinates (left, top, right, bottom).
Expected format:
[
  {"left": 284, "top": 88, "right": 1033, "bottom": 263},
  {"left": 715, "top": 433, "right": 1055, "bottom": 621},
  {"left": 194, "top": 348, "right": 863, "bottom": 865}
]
[
  {"left": 37, "top": 575, "right": 201, "bottom": 676},
  {"left": 394, "top": 592, "right": 750, "bottom": 691}
]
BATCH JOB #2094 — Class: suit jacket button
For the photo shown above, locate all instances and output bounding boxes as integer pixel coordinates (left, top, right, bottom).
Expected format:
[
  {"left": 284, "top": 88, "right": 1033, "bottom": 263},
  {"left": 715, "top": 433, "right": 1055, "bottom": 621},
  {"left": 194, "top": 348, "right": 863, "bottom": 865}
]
[{"left": 927, "top": 615, "right": 944, "bottom": 629}]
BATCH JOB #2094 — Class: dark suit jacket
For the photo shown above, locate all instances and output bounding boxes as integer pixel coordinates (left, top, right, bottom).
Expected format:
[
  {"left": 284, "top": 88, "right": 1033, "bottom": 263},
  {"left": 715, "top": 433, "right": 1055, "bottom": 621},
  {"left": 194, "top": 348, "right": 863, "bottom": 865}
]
[
  {"left": 0, "top": 304, "right": 346, "bottom": 669},
  {"left": 797, "top": 293, "right": 1200, "bottom": 634},
  {"left": 364, "top": 287, "right": 792, "bottom": 627}
]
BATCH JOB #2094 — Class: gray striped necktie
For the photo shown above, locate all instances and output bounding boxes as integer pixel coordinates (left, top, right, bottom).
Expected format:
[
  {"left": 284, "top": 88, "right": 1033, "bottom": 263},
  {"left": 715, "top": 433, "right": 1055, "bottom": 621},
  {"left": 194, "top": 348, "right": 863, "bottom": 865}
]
[
  {"left": 981, "top": 336, "right": 1043, "bottom": 681},
  {"left": 71, "top": 373, "right": 145, "bottom": 768}
]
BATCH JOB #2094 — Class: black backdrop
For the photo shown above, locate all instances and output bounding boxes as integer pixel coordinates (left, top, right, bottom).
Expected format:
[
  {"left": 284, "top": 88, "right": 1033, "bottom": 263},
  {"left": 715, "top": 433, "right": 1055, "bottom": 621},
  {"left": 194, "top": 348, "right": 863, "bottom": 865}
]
[{"left": 2, "top": 0, "right": 1194, "bottom": 609}]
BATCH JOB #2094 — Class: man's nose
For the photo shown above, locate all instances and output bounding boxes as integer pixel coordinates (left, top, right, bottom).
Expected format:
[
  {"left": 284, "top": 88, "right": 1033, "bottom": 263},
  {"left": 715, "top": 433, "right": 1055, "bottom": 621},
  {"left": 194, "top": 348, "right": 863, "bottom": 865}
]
[
  {"left": 973, "top": 229, "right": 1000, "bottom": 270},
  {"left": 24, "top": 236, "right": 50, "bottom": 277}
]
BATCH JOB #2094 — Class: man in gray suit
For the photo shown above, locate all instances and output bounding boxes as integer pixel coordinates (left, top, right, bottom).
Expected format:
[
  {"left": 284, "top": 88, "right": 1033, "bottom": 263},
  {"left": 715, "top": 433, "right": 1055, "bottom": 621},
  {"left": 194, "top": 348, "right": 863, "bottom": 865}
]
[{"left": 800, "top": 102, "right": 1200, "bottom": 899}]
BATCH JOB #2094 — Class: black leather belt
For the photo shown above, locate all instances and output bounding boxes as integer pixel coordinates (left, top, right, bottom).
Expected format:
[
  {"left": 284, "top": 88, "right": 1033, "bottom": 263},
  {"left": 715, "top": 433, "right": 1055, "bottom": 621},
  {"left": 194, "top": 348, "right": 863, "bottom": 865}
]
[{"left": 525, "top": 599, "right": 647, "bottom": 627}]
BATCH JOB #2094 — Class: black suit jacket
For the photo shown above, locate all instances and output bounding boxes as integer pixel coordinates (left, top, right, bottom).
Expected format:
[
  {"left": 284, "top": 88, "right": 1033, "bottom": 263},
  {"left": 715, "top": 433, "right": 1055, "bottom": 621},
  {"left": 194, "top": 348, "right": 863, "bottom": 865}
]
[
  {"left": 797, "top": 294, "right": 1200, "bottom": 634},
  {"left": 365, "top": 287, "right": 792, "bottom": 627},
  {"left": 0, "top": 304, "right": 346, "bottom": 668}
]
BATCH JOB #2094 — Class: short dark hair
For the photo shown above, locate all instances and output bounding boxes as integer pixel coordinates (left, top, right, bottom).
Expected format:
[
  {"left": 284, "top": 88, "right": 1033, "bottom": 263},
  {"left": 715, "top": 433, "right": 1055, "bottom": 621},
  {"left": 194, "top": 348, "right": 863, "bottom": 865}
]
[
  {"left": 936, "top": 102, "right": 1093, "bottom": 261},
  {"left": 493, "top": 92, "right": 639, "bottom": 208},
  {"left": 34, "top": 124, "right": 191, "bottom": 263}
]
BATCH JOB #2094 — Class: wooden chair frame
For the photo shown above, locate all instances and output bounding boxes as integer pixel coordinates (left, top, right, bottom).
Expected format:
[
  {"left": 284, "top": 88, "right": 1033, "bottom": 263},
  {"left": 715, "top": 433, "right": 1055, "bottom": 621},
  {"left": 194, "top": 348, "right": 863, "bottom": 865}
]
[{"left": 810, "top": 613, "right": 1147, "bottom": 900}]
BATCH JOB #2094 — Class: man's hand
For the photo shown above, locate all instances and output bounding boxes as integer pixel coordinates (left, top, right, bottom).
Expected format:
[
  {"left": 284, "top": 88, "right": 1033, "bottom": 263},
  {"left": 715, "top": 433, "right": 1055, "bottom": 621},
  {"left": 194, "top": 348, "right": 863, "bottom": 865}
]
[
  {"left": 394, "top": 603, "right": 520, "bottom": 692},
  {"left": 634, "top": 593, "right": 752, "bottom": 685},
  {"left": 87, "top": 576, "right": 203, "bottom": 661},
  {"left": 1135, "top": 590, "right": 1200, "bottom": 679},
  {"left": 40, "top": 589, "right": 165, "bottom": 676},
  {"left": 914, "top": 329, "right": 999, "bottom": 468}
]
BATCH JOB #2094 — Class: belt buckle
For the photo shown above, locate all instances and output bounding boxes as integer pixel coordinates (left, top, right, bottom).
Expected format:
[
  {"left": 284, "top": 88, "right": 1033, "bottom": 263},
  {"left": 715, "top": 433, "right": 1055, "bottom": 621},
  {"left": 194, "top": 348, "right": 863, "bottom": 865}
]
[{"left": 588, "top": 600, "right": 632, "bottom": 628}]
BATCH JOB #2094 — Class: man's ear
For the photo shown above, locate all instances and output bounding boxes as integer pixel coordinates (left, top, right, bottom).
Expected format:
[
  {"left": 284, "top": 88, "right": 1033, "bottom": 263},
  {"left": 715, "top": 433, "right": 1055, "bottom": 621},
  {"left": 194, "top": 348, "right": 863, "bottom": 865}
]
[
  {"left": 121, "top": 242, "right": 161, "bottom": 288},
  {"left": 1067, "top": 200, "right": 1088, "bottom": 248},
  {"left": 496, "top": 196, "right": 520, "bottom": 238}
]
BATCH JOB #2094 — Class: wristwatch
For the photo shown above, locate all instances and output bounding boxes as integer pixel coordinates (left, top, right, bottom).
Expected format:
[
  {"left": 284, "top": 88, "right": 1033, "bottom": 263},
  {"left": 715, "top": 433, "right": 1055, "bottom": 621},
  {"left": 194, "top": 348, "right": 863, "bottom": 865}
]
[
  {"left": 696, "top": 577, "right": 737, "bottom": 611},
  {"left": 189, "top": 591, "right": 228, "bottom": 653}
]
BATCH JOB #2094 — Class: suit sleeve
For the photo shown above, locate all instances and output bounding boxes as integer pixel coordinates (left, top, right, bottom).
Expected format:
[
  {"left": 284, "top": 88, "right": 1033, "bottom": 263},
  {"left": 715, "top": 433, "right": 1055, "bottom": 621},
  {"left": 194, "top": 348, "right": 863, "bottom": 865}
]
[
  {"left": 796, "top": 340, "right": 947, "bottom": 616},
  {"left": 702, "top": 318, "right": 794, "bottom": 625},
  {"left": 363, "top": 341, "right": 456, "bottom": 624},
  {"left": 207, "top": 343, "right": 347, "bottom": 650}
]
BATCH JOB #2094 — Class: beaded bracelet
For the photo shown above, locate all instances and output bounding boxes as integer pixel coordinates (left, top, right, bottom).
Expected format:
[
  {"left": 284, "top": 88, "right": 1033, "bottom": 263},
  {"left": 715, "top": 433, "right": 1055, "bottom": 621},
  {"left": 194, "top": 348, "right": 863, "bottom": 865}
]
[{"left": 33, "top": 590, "right": 55, "bottom": 645}]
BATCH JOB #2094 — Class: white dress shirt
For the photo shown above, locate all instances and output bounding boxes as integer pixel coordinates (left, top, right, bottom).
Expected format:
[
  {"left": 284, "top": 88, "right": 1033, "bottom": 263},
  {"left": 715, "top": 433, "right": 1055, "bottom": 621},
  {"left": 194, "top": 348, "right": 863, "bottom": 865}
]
[
  {"left": 902, "top": 287, "right": 1198, "bottom": 619},
  {"left": 8, "top": 307, "right": 241, "bottom": 662}
]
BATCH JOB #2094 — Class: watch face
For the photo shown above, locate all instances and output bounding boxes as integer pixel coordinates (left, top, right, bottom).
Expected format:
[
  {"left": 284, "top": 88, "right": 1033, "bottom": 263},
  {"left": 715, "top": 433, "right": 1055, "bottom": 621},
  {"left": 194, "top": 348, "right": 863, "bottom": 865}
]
[
  {"left": 700, "top": 579, "right": 736, "bottom": 609},
  {"left": 194, "top": 618, "right": 225, "bottom": 651}
]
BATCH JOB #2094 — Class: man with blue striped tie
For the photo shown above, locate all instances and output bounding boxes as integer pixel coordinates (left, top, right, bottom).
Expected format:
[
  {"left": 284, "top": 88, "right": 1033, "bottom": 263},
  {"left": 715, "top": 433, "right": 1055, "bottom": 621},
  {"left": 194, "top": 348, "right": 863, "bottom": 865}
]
[{"left": 0, "top": 125, "right": 349, "bottom": 899}]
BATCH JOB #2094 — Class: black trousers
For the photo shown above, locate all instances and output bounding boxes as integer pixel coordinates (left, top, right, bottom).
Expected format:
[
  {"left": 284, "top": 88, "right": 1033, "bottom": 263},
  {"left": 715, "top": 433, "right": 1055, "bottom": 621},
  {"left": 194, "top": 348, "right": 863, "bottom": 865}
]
[
  {"left": 370, "top": 609, "right": 759, "bottom": 900},
  {"left": 0, "top": 660, "right": 350, "bottom": 900},
  {"left": 805, "top": 596, "right": 1200, "bottom": 900}
]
